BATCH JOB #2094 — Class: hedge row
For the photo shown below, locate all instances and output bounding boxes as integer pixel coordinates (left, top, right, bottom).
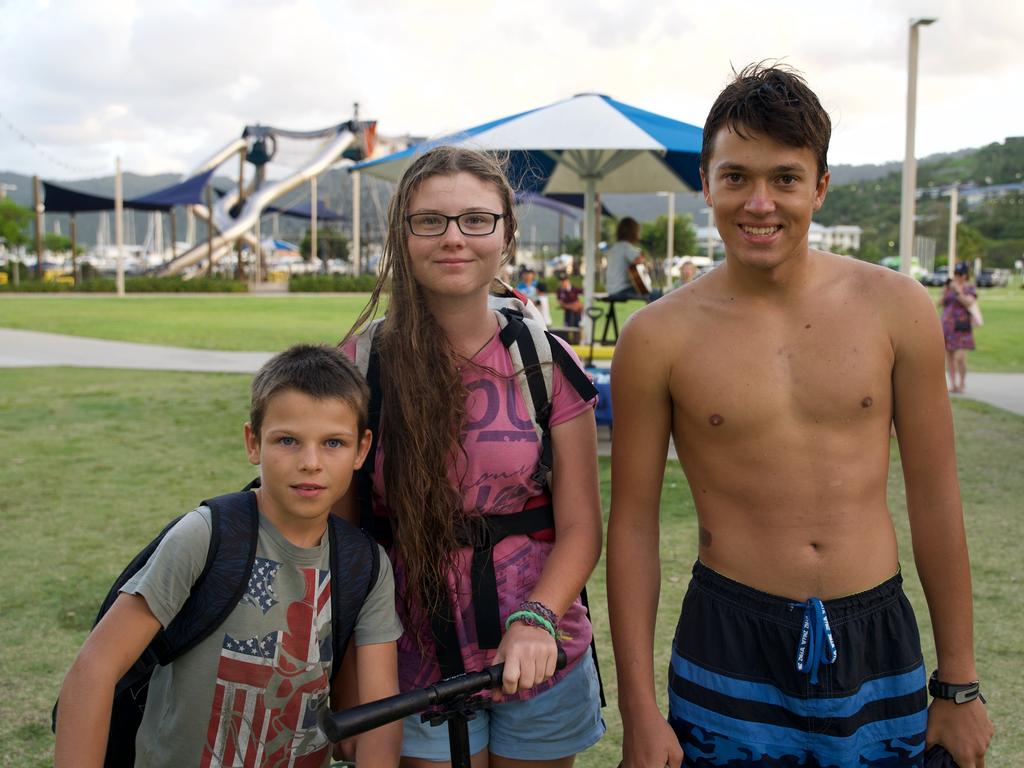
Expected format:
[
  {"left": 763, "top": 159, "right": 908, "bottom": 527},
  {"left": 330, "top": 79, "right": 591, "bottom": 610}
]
[
  {"left": 287, "top": 274, "right": 379, "bottom": 292},
  {"left": 0, "top": 276, "right": 248, "bottom": 293}
]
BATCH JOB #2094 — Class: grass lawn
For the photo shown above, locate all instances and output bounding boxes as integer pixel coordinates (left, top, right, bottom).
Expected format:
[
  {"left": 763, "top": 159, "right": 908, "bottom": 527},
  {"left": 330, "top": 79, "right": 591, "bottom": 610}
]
[
  {"left": 1, "top": 367, "right": 1021, "bottom": 766},
  {"left": 2, "top": 286, "right": 1021, "bottom": 372},
  {"left": 951, "top": 286, "right": 1024, "bottom": 373}
]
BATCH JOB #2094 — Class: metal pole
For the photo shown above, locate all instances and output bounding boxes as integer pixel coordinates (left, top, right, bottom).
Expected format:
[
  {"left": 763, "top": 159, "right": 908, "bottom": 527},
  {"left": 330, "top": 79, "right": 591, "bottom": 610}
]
[
  {"left": 666, "top": 192, "right": 675, "bottom": 277},
  {"left": 115, "top": 159, "right": 125, "bottom": 296},
  {"left": 311, "top": 175, "right": 318, "bottom": 265},
  {"left": 0, "top": 181, "right": 16, "bottom": 285},
  {"left": 351, "top": 170, "right": 361, "bottom": 274},
  {"left": 581, "top": 177, "right": 597, "bottom": 345},
  {"left": 706, "top": 207, "right": 714, "bottom": 261},
  {"left": 170, "top": 208, "right": 177, "bottom": 260},
  {"left": 947, "top": 185, "right": 958, "bottom": 275},
  {"left": 206, "top": 185, "right": 214, "bottom": 273},
  {"left": 238, "top": 147, "right": 245, "bottom": 204},
  {"left": 32, "top": 175, "right": 43, "bottom": 280},
  {"left": 254, "top": 214, "right": 261, "bottom": 285},
  {"left": 70, "top": 214, "right": 78, "bottom": 286},
  {"left": 899, "top": 18, "right": 936, "bottom": 275}
]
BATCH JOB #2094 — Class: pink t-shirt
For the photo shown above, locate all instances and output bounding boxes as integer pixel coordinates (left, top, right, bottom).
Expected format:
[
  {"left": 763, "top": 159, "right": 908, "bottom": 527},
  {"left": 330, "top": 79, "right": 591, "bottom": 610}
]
[{"left": 343, "top": 321, "right": 597, "bottom": 697}]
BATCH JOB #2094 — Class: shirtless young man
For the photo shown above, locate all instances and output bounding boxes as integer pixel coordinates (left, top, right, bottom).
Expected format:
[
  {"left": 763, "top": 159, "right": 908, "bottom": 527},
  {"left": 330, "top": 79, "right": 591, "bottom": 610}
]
[{"left": 607, "top": 64, "right": 993, "bottom": 768}]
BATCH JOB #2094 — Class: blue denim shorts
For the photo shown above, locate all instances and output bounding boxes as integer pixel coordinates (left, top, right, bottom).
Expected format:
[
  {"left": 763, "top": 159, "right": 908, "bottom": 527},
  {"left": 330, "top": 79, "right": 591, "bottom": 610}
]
[{"left": 401, "top": 652, "right": 605, "bottom": 761}]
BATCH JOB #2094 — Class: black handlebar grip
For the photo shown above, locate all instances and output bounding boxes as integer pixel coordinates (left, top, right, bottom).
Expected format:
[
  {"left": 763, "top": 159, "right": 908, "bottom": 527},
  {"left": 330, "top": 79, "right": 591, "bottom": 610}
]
[
  {"left": 323, "top": 648, "right": 568, "bottom": 742},
  {"left": 323, "top": 687, "right": 432, "bottom": 743}
]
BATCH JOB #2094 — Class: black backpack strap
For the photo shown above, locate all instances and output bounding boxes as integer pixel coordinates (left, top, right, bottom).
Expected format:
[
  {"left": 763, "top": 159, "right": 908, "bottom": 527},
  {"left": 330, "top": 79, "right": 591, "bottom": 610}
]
[
  {"left": 464, "top": 504, "right": 555, "bottom": 650},
  {"left": 153, "top": 491, "right": 260, "bottom": 664},
  {"left": 327, "top": 515, "right": 380, "bottom": 682},
  {"left": 430, "top": 596, "right": 466, "bottom": 680},
  {"left": 356, "top": 340, "right": 384, "bottom": 537},
  {"left": 546, "top": 330, "right": 599, "bottom": 403}
]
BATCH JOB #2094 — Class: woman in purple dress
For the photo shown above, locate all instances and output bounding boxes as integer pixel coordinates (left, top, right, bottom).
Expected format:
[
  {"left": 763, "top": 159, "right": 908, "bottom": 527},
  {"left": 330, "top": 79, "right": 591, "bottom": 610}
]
[{"left": 940, "top": 262, "right": 979, "bottom": 393}]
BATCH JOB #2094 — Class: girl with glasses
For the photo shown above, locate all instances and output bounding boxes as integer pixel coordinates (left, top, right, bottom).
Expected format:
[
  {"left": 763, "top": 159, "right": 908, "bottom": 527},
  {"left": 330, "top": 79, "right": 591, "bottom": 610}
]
[{"left": 339, "top": 146, "right": 605, "bottom": 767}]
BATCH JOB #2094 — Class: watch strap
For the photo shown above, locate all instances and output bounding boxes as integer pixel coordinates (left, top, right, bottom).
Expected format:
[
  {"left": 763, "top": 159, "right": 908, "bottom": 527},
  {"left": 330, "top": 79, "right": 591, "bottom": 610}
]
[{"left": 929, "top": 670, "right": 986, "bottom": 705}]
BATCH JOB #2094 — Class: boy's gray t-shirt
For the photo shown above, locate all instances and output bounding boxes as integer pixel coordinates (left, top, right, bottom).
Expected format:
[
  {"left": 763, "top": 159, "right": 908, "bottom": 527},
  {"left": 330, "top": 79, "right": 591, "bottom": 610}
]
[{"left": 122, "top": 505, "right": 402, "bottom": 768}]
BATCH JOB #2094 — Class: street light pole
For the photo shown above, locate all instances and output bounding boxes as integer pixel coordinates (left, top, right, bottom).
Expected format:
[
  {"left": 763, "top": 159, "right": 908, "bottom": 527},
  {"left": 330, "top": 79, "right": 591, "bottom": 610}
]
[
  {"left": 947, "top": 184, "right": 959, "bottom": 277},
  {"left": 898, "top": 16, "right": 936, "bottom": 275}
]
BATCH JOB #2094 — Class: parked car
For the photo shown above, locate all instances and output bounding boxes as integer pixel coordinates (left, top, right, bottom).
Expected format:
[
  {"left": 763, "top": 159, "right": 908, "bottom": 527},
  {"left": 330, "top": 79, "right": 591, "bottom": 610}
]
[
  {"left": 976, "top": 268, "right": 1009, "bottom": 288},
  {"left": 920, "top": 267, "right": 949, "bottom": 287}
]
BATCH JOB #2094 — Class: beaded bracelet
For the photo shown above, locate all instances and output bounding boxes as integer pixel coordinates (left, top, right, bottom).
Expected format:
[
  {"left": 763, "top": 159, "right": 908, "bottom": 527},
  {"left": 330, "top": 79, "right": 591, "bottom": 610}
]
[
  {"left": 505, "top": 610, "right": 557, "bottom": 638},
  {"left": 519, "top": 600, "right": 558, "bottom": 628}
]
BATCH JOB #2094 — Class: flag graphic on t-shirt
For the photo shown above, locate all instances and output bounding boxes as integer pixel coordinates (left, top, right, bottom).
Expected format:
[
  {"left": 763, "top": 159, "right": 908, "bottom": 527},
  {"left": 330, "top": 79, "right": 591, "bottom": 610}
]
[{"left": 201, "top": 560, "right": 332, "bottom": 768}]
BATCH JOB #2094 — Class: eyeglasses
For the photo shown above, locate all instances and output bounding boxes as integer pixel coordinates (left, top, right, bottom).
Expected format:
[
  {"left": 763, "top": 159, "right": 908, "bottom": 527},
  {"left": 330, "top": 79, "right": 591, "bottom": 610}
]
[{"left": 406, "top": 212, "right": 505, "bottom": 237}]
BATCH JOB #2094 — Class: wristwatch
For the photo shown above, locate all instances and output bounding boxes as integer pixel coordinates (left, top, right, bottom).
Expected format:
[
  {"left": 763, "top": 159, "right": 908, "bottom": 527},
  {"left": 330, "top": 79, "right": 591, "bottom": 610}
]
[{"left": 929, "top": 670, "right": 987, "bottom": 705}]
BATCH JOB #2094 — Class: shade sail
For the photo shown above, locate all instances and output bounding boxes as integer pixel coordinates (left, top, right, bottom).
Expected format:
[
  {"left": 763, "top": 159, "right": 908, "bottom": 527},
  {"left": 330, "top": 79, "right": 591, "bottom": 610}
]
[
  {"left": 42, "top": 169, "right": 216, "bottom": 213},
  {"left": 264, "top": 200, "right": 347, "bottom": 222}
]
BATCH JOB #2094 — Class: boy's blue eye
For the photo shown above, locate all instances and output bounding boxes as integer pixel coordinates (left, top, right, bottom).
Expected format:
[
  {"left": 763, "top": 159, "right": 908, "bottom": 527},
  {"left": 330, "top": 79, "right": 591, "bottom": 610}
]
[
  {"left": 325, "top": 439, "right": 343, "bottom": 449},
  {"left": 279, "top": 436, "right": 296, "bottom": 446}
]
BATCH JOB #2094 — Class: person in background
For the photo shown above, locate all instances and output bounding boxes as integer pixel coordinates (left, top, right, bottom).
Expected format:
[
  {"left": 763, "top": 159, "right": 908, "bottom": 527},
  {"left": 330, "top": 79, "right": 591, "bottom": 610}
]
[
  {"left": 534, "top": 282, "right": 554, "bottom": 326},
  {"left": 556, "top": 271, "right": 584, "bottom": 328},
  {"left": 604, "top": 217, "right": 661, "bottom": 301},
  {"left": 517, "top": 267, "right": 539, "bottom": 300},
  {"left": 679, "top": 259, "right": 698, "bottom": 284},
  {"left": 940, "top": 262, "right": 980, "bottom": 394}
]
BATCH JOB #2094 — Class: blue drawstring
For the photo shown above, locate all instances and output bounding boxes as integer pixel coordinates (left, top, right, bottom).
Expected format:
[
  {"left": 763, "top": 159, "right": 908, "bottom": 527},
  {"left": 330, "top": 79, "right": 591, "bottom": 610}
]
[{"left": 794, "top": 597, "right": 837, "bottom": 684}]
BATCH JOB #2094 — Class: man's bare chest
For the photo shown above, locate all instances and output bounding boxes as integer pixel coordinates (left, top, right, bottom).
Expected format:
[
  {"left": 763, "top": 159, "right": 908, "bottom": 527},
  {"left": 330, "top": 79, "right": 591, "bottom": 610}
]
[{"left": 669, "top": 314, "right": 894, "bottom": 433}]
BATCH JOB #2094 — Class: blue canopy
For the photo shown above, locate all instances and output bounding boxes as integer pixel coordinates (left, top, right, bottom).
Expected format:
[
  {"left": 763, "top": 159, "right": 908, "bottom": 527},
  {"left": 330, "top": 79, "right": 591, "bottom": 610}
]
[
  {"left": 264, "top": 200, "right": 347, "bottom": 222},
  {"left": 42, "top": 169, "right": 216, "bottom": 213},
  {"left": 352, "top": 93, "right": 703, "bottom": 193},
  {"left": 515, "top": 192, "right": 613, "bottom": 219},
  {"left": 352, "top": 93, "right": 703, "bottom": 318}
]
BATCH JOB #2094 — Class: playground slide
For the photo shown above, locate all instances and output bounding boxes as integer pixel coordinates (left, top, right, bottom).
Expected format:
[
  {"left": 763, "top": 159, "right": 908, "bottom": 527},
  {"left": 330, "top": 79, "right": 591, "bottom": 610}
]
[{"left": 159, "top": 127, "right": 357, "bottom": 275}]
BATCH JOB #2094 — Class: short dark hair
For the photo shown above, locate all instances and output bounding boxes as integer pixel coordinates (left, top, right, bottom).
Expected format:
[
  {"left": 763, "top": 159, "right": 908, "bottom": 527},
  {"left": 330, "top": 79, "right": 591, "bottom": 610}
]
[
  {"left": 249, "top": 344, "right": 369, "bottom": 439},
  {"left": 702, "top": 63, "right": 831, "bottom": 181}
]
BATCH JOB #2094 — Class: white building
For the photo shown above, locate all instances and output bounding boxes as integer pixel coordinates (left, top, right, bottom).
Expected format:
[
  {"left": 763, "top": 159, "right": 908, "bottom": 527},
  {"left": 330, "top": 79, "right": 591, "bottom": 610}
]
[
  {"left": 694, "top": 222, "right": 862, "bottom": 255},
  {"left": 809, "top": 222, "right": 862, "bottom": 253}
]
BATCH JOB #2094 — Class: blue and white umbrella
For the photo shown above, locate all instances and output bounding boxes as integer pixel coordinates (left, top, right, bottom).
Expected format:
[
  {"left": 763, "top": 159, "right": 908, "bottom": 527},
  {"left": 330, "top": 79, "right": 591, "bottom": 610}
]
[{"left": 352, "top": 93, "right": 703, "bottom": 321}]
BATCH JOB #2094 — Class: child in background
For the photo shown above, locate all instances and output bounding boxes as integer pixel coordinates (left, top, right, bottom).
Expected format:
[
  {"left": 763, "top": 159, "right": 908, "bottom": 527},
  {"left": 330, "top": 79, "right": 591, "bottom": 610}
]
[
  {"left": 556, "top": 271, "right": 584, "bottom": 327},
  {"left": 534, "top": 282, "right": 554, "bottom": 326}
]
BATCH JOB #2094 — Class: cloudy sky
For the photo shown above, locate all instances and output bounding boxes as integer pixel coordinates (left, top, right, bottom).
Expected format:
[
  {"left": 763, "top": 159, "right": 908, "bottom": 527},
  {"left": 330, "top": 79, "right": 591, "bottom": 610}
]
[{"left": 2, "top": 0, "right": 1021, "bottom": 180}]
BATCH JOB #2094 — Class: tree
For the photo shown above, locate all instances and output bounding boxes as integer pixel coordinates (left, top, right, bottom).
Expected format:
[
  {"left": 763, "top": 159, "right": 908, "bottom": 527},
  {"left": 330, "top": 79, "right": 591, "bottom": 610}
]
[
  {"left": 955, "top": 222, "right": 986, "bottom": 264},
  {"left": 640, "top": 214, "right": 698, "bottom": 259},
  {"left": 0, "top": 199, "right": 31, "bottom": 248},
  {"left": 561, "top": 236, "right": 583, "bottom": 256},
  {"left": 300, "top": 226, "right": 349, "bottom": 262}
]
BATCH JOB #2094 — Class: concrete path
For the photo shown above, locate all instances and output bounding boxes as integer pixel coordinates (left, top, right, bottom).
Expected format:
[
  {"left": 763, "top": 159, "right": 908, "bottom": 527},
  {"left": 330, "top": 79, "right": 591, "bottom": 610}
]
[
  {"left": 0, "top": 328, "right": 272, "bottom": 374},
  {"left": 951, "top": 372, "right": 1024, "bottom": 417},
  {"left": 2, "top": 328, "right": 1022, "bottom": 423}
]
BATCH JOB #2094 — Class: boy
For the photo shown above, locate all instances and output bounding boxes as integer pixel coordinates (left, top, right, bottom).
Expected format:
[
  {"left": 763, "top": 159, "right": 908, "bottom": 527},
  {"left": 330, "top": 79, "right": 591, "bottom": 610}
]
[
  {"left": 607, "top": 65, "right": 992, "bottom": 767},
  {"left": 56, "top": 344, "right": 403, "bottom": 768},
  {"left": 555, "top": 271, "right": 584, "bottom": 328}
]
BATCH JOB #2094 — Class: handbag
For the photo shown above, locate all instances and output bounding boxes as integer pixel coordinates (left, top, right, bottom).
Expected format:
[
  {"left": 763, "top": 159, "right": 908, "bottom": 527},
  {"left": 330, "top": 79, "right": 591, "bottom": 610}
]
[{"left": 954, "top": 318, "right": 972, "bottom": 333}]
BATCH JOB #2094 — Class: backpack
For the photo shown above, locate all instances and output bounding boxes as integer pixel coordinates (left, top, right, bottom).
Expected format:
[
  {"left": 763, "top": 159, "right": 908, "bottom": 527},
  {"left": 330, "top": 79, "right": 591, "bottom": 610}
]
[
  {"left": 52, "top": 488, "right": 380, "bottom": 768},
  {"left": 352, "top": 296, "right": 605, "bottom": 701}
]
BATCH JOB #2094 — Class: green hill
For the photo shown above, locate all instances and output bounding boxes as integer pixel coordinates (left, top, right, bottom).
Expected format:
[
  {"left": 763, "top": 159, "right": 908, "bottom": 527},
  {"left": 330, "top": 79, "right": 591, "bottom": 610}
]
[{"left": 816, "top": 137, "right": 1024, "bottom": 268}]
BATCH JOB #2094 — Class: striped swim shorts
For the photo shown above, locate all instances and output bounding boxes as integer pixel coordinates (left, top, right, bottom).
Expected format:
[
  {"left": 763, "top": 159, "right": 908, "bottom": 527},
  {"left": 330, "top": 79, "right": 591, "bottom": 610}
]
[{"left": 668, "top": 561, "right": 928, "bottom": 767}]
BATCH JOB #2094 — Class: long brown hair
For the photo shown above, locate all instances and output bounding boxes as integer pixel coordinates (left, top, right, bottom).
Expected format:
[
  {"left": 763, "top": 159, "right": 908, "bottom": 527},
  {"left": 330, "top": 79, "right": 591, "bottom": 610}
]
[{"left": 344, "top": 146, "right": 518, "bottom": 619}]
